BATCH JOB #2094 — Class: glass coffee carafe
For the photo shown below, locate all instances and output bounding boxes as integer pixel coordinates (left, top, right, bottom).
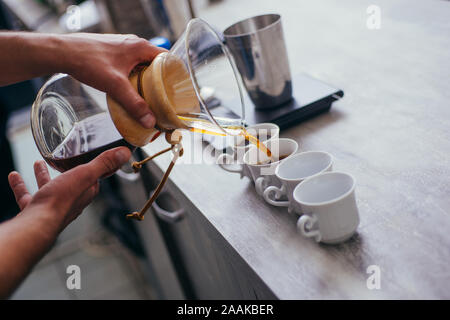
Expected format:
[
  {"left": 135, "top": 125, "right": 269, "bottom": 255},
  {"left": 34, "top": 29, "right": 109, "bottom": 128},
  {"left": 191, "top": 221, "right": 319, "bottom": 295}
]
[
  {"left": 31, "top": 18, "right": 246, "bottom": 220},
  {"left": 32, "top": 18, "right": 246, "bottom": 170}
]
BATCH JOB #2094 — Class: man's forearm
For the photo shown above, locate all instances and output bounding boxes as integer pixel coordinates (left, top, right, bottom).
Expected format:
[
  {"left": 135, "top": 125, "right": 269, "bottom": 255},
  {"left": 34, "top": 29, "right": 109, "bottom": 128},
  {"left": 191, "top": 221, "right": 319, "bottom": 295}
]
[
  {"left": 0, "top": 32, "right": 71, "bottom": 86},
  {"left": 0, "top": 206, "right": 63, "bottom": 299}
]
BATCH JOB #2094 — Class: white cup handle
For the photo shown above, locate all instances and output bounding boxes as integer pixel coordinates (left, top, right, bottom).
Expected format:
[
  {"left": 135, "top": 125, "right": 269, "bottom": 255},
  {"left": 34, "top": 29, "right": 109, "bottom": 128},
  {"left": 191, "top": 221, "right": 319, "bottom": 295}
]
[
  {"left": 255, "top": 176, "right": 271, "bottom": 196},
  {"left": 217, "top": 153, "right": 244, "bottom": 175},
  {"left": 263, "top": 185, "right": 289, "bottom": 207},
  {"left": 297, "top": 214, "right": 322, "bottom": 242}
]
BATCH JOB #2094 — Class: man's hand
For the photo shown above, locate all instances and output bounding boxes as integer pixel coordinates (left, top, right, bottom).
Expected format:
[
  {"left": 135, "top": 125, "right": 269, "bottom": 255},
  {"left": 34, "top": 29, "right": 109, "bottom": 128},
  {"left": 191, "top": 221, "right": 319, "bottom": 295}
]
[
  {"left": 61, "top": 33, "right": 166, "bottom": 129},
  {"left": 8, "top": 147, "right": 131, "bottom": 230},
  {"left": 0, "top": 147, "right": 131, "bottom": 298},
  {"left": 0, "top": 32, "right": 167, "bottom": 129}
]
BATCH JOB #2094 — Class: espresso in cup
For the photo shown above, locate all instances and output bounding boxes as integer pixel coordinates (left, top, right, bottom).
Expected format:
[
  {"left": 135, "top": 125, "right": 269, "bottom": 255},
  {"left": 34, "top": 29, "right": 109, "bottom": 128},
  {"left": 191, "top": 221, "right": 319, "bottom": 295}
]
[
  {"left": 246, "top": 138, "right": 299, "bottom": 196},
  {"left": 217, "top": 123, "right": 279, "bottom": 179},
  {"left": 254, "top": 154, "right": 289, "bottom": 165},
  {"left": 218, "top": 138, "right": 298, "bottom": 198}
]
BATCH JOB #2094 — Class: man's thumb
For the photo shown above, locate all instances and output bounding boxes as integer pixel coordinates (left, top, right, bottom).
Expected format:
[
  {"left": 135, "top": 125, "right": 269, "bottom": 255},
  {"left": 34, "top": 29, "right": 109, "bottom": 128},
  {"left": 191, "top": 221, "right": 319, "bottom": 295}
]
[
  {"left": 74, "top": 147, "right": 132, "bottom": 188},
  {"left": 90, "top": 147, "right": 131, "bottom": 177}
]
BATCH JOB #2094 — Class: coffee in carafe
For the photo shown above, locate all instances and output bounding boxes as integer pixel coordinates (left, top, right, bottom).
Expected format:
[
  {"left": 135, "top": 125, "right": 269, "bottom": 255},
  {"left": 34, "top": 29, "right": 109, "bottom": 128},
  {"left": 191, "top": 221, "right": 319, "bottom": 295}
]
[{"left": 43, "top": 113, "right": 134, "bottom": 172}]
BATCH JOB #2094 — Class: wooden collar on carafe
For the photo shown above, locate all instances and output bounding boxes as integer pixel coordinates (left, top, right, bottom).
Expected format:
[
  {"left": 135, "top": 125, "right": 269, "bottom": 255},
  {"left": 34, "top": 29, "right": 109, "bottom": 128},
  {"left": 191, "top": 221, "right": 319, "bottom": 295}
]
[{"left": 136, "top": 65, "right": 164, "bottom": 133}]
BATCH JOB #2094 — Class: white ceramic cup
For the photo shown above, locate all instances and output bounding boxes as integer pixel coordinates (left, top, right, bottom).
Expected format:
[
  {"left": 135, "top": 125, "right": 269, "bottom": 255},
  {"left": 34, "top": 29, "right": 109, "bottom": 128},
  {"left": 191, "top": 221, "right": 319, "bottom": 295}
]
[
  {"left": 262, "top": 151, "right": 333, "bottom": 214},
  {"left": 246, "top": 138, "right": 298, "bottom": 195},
  {"left": 217, "top": 123, "right": 279, "bottom": 179},
  {"left": 294, "top": 172, "right": 359, "bottom": 244}
]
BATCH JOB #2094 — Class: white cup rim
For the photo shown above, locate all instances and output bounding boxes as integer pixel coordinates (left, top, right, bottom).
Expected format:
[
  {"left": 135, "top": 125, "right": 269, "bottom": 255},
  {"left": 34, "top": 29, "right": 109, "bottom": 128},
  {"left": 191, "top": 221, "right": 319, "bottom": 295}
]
[
  {"left": 243, "top": 138, "right": 298, "bottom": 167},
  {"left": 275, "top": 151, "right": 333, "bottom": 181},
  {"left": 293, "top": 171, "right": 355, "bottom": 207}
]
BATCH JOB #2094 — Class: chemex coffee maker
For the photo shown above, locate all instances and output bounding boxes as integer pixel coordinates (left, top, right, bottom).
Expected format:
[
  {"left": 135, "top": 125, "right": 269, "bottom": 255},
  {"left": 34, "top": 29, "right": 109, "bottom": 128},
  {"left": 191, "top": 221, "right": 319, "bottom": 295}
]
[{"left": 31, "top": 18, "right": 246, "bottom": 220}]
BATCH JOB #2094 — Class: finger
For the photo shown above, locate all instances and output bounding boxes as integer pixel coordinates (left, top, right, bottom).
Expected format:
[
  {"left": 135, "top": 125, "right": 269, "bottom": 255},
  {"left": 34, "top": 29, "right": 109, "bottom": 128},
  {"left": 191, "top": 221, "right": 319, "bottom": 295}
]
[
  {"left": 8, "top": 171, "right": 32, "bottom": 210},
  {"left": 33, "top": 160, "right": 51, "bottom": 189},
  {"left": 129, "top": 43, "right": 166, "bottom": 75},
  {"left": 109, "top": 76, "right": 155, "bottom": 129},
  {"left": 66, "top": 147, "right": 131, "bottom": 191},
  {"left": 135, "top": 41, "right": 167, "bottom": 62}
]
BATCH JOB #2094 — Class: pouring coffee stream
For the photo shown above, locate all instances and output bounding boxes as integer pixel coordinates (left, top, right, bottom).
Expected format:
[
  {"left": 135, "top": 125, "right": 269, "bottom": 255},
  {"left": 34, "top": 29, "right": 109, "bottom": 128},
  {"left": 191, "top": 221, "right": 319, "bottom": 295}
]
[{"left": 106, "top": 51, "right": 273, "bottom": 221}]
